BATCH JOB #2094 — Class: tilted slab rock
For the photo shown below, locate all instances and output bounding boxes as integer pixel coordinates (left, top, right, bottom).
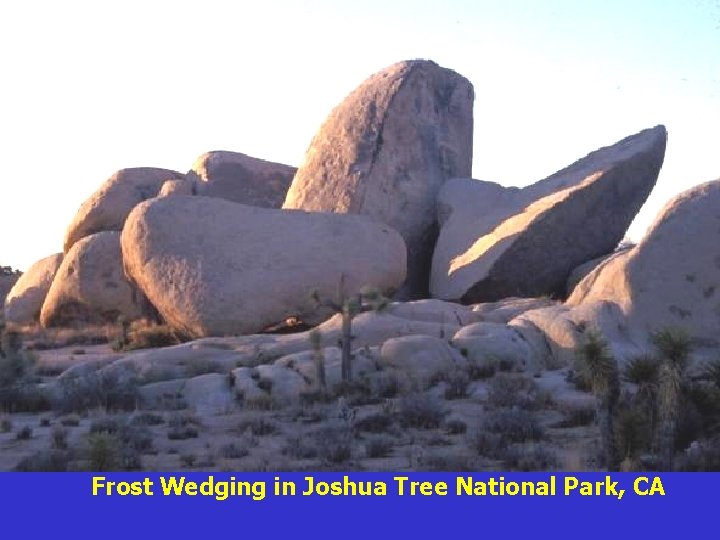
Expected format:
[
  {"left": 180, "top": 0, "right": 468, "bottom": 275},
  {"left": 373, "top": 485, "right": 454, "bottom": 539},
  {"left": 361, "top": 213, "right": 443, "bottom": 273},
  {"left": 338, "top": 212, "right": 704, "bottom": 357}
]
[
  {"left": 568, "top": 178, "right": 720, "bottom": 348},
  {"left": 41, "top": 231, "right": 148, "bottom": 327},
  {"left": 121, "top": 196, "right": 406, "bottom": 338},
  {"left": 431, "top": 125, "right": 667, "bottom": 302},
  {"left": 4, "top": 253, "right": 63, "bottom": 324},
  {"left": 187, "top": 151, "right": 295, "bottom": 208},
  {"left": 64, "top": 167, "right": 184, "bottom": 252},
  {"left": 283, "top": 59, "right": 474, "bottom": 299}
]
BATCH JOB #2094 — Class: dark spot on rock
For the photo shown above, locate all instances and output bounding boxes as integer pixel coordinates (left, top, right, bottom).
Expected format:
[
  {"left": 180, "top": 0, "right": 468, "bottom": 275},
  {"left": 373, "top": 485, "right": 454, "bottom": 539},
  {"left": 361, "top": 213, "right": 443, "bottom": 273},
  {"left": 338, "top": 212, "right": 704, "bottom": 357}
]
[
  {"left": 685, "top": 274, "right": 696, "bottom": 283},
  {"left": 668, "top": 305, "right": 692, "bottom": 320},
  {"left": 703, "top": 285, "right": 716, "bottom": 299}
]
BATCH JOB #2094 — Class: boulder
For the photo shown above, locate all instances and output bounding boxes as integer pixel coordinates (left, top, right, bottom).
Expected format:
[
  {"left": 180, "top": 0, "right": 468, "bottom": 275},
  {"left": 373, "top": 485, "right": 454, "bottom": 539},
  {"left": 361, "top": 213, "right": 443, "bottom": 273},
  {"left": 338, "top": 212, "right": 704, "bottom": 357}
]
[
  {"left": 470, "top": 297, "right": 557, "bottom": 323},
  {"left": 430, "top": 125, "right": 667, "bottom": 302},
  {"left": 283, "top": 59, "right": 474, "bottom": 299},
  {"left": 187, "top": 151, "right": 295, "bottom": 208},
  {"left": 451, "top": 322, "right": 548, "bottom": 373},
  {"left": 387, "top": 299, "right": 479, "bottom": 326},
  {"left": 64, "top": 167, "right": 185, "bottom": 252},
  {"left": 379, "top": 336, "right": 465, "bottom": 388},
  {"left": 568, "top": 178, "right": 720, "bottom": 349},
  {"left": 4, "top": 254, "right": 63, "bottom": 324},
  {"left": 121, "top": 195, "right": 406, "bottom": 338},
  {"left": 275, "top": 347, "right": 376, "bottom": 389},
  {"left": 40, "top": 232, "right": 148, "bottom": 327},
  {"left": 158, "top": 178, "right": 195, "bottom": 197},
  {"left": 183, "top": 373, "right": 235, "bottom": 414}
]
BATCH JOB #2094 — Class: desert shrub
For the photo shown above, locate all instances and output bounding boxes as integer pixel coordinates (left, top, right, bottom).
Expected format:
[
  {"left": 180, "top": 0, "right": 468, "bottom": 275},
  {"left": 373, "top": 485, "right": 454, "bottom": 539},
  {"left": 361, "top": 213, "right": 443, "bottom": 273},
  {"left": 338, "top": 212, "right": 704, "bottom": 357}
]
[
  {"left": 398, "top": 394, "right": 446, "bottom": 429},
  {"left": 623, "top": 354, "right": 660, "bottom": 384},
  {"left": 370, "top": 372, "right": 400, "bottom": 398},
  {"left": 502, "top": 444, "right": 558, "bottom": 471},
  {"left": 552, "top": 407, "right": 596, "bottom": 428},
  {"left": 112, "top": 324, "right": 183, "bottom": 352},
  {"left": 353, "top": 412, "right": 393, "bottom": 433},
  {"left": 444, "top": 419, "right": 468, "bottom": 435},
  {"left": 39, "top": 417, "right": 51, "bottom": 427},
  {"left": 431, "top": 369, "right": 470, "bottom": 400},
  {"left": 283, "top": 436, "right": 319, "bottom": 460},
  {"left": 467, "top": 360, "right": 497, "bottom": 380},
  {"left": 87, "top": 432, "right": 122, "bottom": 471},
  {"left": 243, "top": 394, "right": 278, "bottom": 411},
  {"left": 167, "top": 414, "right": 200, "bottom": 440},
  {"left": 15, "top": 450, "right": 71, "bottom": 472},
  {"left": 0, "top": 417, "right": 12, "bottom": 432},
  {"left": 421, "top": 453, "right": 478, "bottom": 471},
  {"left": 60, "top": 415, "right": 80, "bottom": 427},
  {"left": 487, "top": 374, "right": 544, "bottom": 410},
  {"left": 16, "top": 425, "right": 33, "bottom": 440},
  {"left": 56, "top": 371, "right": 139, "bottom": 413},
  {"left": 316, "top": 426, "right": 353, "bottom": 464},
  {"left": 365, "top": 436, "right": 394, "bottom": 458},
  {"left": 130, "top": 411, "right": 165, "bottom": 426},
  {"left": 471, "top": 431, "right": 505, "bottom": 458},
  {"left": 220, "top": 442, "right": 251, "bottom": 459},
  {"left": 89, "top": 415, "right": 154, "bottom": 459},
  {"left": 51, "top": 426, "right": 68, "bottom": 450},
  {"left": 237, "top": 418, "right": 276, "bottom": 436},
  {"left": 179, "top": 454, "right": 197, "bottom": 468},
  {"left": 481, "top": 409, "right": 543, "bottom": 444}
]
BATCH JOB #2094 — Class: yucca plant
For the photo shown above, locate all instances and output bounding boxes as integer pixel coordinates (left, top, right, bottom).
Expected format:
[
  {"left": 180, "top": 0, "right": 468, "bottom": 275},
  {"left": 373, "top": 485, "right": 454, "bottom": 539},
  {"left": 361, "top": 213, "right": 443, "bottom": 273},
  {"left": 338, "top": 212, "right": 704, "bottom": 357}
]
[
  {"left": 576, "top": 330, "right": 620, "bottom": 470},
  {"left": 311, "top": 274, "right": 388, "bottom": 383},
  {"left": 651, "top": 327, "right": 692, "bottom": 471}
]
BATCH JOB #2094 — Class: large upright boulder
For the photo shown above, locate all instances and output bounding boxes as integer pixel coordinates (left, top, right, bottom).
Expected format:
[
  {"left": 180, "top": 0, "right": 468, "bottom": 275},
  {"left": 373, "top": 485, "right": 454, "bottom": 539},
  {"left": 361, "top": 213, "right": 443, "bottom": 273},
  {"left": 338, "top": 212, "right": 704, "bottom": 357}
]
[
  {"left": 186, "top": 151, "right": 295, "bottom": 208},
  {"left": 121, "top": 196, "right": 406, "bottom": 338},
  {"left": 64, "top": 167, "right": 185, "bottom": 252},
  {"left": 430, "top": 126, "right": 667, "bottom": 302},
  {"left": 41, "top": 232, "right": 148, "bottom": 327},
  {"left": 283, "top": 60, "right": 474, "bottom": 299},
  {"left": 4, "top": 254, "right": 63, "bottom": 325},
  {"left": 568, "top": 178, "right": 720, "bottom": 348}
]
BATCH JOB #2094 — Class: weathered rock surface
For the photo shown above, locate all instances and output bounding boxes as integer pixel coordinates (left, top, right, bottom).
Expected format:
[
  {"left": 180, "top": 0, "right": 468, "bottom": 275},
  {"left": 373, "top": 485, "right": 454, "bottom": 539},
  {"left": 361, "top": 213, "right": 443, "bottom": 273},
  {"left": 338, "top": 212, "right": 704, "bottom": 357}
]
[
  {"left": 64, "top": 167, "right": 184, "bottom": 252},
  {"left": 452, "top": 322, "right": 549, "bottom": 373},
  {"left": 121, "top": 196, "right": 406, "bottom": 338},
  {"left": 4, "top": 254, "right": 63, "bottom": 324},
  {"left": 40, "top": 232, "right": 148, "bottom": 327},
  {"left": 187, "top": 151, "right": 295, "bottom": 208},
  {"left": 380, "top": 336, "right": 465, "bottom": 387},
  {"left": 158, "top": 178, "right": 195, "bottom": 197},
  {"left": 568, "top": 178, "right": 720, "bottom": 348},
  {"left": 471, "top": 297, "right": 557, "bottom": 323},
  {"left": 430, "top": 125, "right": 667, "bottom": 302},
  {"left": 283, "top": 59, "right": 474, "bottom": 299}
]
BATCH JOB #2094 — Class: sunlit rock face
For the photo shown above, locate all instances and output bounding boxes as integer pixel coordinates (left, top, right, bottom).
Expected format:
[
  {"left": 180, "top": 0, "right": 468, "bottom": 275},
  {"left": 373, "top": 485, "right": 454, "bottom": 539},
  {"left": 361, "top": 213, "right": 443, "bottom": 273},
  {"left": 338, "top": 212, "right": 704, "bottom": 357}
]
[
  {"left": 186, "top": 151, "right": 295, "bottom": 208},
  {"left": 283, "top": 59, "right": 475, "bottom": 300},
  {"left": 430, "top": 125, "right": 667, "bottom": 303},
  {"left": 121, "top": 195, "right": 407, "bottom": 338}
]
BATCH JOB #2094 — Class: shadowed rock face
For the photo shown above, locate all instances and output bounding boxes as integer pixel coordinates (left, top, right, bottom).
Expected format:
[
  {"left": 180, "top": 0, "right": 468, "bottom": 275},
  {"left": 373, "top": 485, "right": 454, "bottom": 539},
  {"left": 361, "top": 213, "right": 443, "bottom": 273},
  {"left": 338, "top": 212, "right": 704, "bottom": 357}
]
[
  {"left": 283, "top": 59, "right": 474, "bottom": 300},
  {"left": 568, "top": 178, "right": 720, "bottom": 347},
  {"left": 121, "top": 196, "right": 407, "bottom": 338},
  {"left": 186, "top": 151, "right": 295, "bottom": 208},
  {"left": 431, "top": 125, "right": 667, "bottom": 303},
  {"left": 4, "top": 254, "right": 63, "bottom": 325},
  {"left": 63, "top": 167, "right": 185, "bottom": 253},
  {"left": 41, "top": 231, "right": 149, "bottom": 327}
]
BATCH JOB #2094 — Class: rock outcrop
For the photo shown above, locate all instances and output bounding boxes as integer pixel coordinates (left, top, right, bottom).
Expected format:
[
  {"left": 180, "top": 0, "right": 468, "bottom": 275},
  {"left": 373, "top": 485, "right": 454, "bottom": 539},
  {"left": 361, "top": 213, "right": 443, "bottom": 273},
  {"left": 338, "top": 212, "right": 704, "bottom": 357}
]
[
  {"left": 283, "top": 59, "right": 474, "bottom": 299},
  {"left": 121, "top": 196, "right": 406, "bottom": 338},
  {"left": 64, "top": 167, "right": 185, "bottom": 252},
  {"left": 41, "top": 232, "right": 148, "bottom": 326},
  {"left": 187, "top": 151, "right": 295, "bottom": 208},
  {"left": 430, "top": 125, "right": 667, "bottom": 302},
  {"left": 4, "top": 254, "right": 63, "bottom": 325},
  {"left": 568, "top": 178, "right": 720, "bottom": 348}
]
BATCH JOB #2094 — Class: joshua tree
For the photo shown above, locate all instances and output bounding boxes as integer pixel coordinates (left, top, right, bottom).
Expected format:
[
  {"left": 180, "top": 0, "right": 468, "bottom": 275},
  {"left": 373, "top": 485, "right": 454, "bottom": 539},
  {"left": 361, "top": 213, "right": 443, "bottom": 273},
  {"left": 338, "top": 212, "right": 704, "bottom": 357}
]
[
  {"left": 311, "top": 274, "right": 388, "bottom": 383},
  {"left": 651, "top": 327, "right": 692, "bottom": 471},
  {"left": 576, "top": 330, "right": 620, "bottom": 470},
  {"left": 308, "top": 329, "right": 326, "bottom": 392}
]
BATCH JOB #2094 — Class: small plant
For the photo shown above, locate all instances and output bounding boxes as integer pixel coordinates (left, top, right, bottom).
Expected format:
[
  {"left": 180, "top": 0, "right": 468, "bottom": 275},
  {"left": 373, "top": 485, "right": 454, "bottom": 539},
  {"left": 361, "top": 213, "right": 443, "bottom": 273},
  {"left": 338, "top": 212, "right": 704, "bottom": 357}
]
[
  {"left": 316, "top": 426, "right": 353, "bottom": 464},
  {"left": 311, "top": 274, "right": 388, "bottom": 384},
  {"left": 623, "top": 355, "right": 660, "bottom": 385},
  {"left": 167, "top": 414, "right": 200, "bottom": 440},
  {"left": 88, "top": 432, "right": 121, "bottom": 471},
  {"left": 353, "top": 412, "right": 393, "bottom": 433},
  {"left": 365, "top": 436, "right": 394, "bottom": 458},
  {"left": 487, "top": 374, "right": 544, "bottom": 410},
  {"left": 480, "top": 409, "right": 543, "bottom": 444},
  {"left": 444, "top": 419, "right": 468, "bottom": 435},
  {"left": 651, "top": 327, "right": 692, "bottom": 471},
  {"left": 179, "top": 454, "right": 197, "bottom": 468},
  {"left": 0, "top": 417, "right": 11, "bottom": 432},
  {"left": 51, "top": 426, "right": 69, "bottom": 450},
  {"left": 237, "top": 418, "right": 276, "bottom": 437},
  {"left": 112, "top": 323, "right": 183, "bottom": 352},
  {"left": 575, "top": 330, "right": 619, "bottom": 470},
  {"left": 220, "top": 442, "right": 251, "bottom": 459},
  {"left": 14, "top": 450, "right": 71, "bottom": 472},
  {"left": 398, "top": 393, "right": 446, "bottom": 429},
  {"left": 16, "top": 425, "right": 33, "bottom": 440}
]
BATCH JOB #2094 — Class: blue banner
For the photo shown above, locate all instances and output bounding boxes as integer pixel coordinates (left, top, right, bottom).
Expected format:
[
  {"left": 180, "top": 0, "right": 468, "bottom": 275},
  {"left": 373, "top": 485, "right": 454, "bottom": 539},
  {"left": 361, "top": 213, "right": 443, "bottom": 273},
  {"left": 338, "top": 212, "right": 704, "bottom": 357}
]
[{"left": 0, "top": 472, "right": 714, "bottom": 538}]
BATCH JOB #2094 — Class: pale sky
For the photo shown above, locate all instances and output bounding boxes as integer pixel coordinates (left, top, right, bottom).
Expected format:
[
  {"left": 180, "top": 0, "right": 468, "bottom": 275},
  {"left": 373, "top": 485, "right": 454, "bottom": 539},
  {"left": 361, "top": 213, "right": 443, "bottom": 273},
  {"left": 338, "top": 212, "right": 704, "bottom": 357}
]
[{"left": 2, "top": 0, "right": 719, "bottom": 271}]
